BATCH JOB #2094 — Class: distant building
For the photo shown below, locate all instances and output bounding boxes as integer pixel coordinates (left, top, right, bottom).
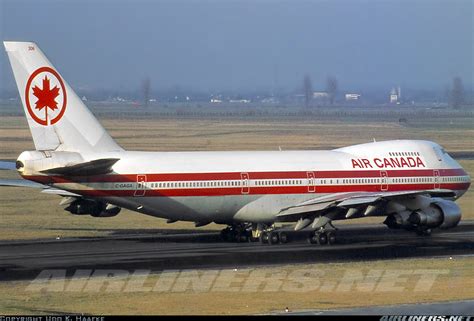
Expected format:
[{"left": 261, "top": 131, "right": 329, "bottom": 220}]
[
  {"left": 261, "top": 97, "right": 279, "bottom": 104},
  {"left": 313, "top": 91, "right": 329, "bottom": 99},
  {"left": 389, "top": 86, "right": 401, "bottom": 104},
  {"left": 210, "top": 98, "right": 222, "bottom": 103},
  {"left": 345, "top": 93, "right": 361, "bottom": 101},
  {"left": 229, "top": 99, "right": 251, "bottom": 103}
]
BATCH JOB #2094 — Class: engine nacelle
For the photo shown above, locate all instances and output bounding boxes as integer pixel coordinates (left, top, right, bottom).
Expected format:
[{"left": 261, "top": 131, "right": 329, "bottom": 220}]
[
  {"left": 385, "top": 200, "right": 461, "bottom": 230},
  {"left": 408, "top": 206, "right": 443, "bottom": 228},
  {"left": 383, "top": 210, "right": 412, "bottom": 229},
  {"left": 408, "top": 200, "right": 461, "bottom": 229},
  {"left": 65, "top": 200, "right": 121, "bottom": 218}
]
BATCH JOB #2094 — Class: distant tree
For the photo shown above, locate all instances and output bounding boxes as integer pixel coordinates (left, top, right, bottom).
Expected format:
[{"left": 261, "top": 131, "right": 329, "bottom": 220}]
[
  {"left": 326, "top": 76, "right": 338, "bottom": 105},
  {"left": 142, "top": 77, "right": 151, "bottom": 107},
  {"left": 303, "top": 74, "right": 313, "bottom": 108},
  {"left": 451, "top": 76, "right": 464, "bottom": 109}
]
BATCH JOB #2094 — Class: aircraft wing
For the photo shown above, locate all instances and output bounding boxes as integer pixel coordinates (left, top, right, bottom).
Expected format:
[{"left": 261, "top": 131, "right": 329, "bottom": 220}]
[
  {"left": 276, "top": 189, "right": 457, "bottom": 222},
  {"left": 0, "top": 178, "right": 80, "bottom": 197}
]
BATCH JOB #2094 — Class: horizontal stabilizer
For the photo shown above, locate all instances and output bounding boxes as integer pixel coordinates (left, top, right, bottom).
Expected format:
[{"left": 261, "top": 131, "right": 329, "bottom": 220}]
[
  {"left": 0, "top": 178, "right": 80, "bottom": 196},
  {"left": 41, "top": 189, "right": 81, "bottom": 197},
  {"left": 0, "top": 178, "right": 45, "bottom": 188},
  {"left": 41, "top": 158, "right": 120, "bottom": 176},
  {"left": 0, "top": 161, "right": 16, "bottom": 170}
]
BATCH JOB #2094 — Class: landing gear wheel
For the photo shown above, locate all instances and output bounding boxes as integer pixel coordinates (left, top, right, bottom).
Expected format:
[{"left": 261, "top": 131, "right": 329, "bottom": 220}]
[
  {"left": 308, "top": 232, "right": 318, "bottom": 244},
  {"left": 327, "top": 231, "right": 336, "bottom": 245},
  {"left": 260, "top": 232, "right": 269, "bottom": 244},
  {"left": 279, "top": 232, "right": 288, "bottom": 244},
  {"left": 317, "top": 232, "right": 328, "bottom": 245},
  {"left": 269, "top": 232, "right": 279, "bottom": 245}
]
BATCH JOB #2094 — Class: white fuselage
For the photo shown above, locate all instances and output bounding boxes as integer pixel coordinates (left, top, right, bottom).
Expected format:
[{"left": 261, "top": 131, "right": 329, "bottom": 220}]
[{"left": 22, "top": 140, "right": 471, "bottom": 224}]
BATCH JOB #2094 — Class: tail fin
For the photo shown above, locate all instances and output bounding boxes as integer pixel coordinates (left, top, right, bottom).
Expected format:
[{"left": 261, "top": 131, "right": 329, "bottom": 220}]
[{"left": 3, "top": 41, "right": 122, "bottom": 153}]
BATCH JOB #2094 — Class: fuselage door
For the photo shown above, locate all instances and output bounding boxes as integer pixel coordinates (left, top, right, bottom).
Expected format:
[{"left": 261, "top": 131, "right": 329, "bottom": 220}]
[
  {"left": 241, "top": 172, "right": 250, "bottom": 194},
  {"left": 307, "top": 171, "right": 316, "bottom": 193},
  {"left": 433, "top": 170, "right": 440, "bottom": 189},
  {"left": 135, "top": 174, "right": 147, "bottom": 197},
  {"left": 380, "top": 170, "right": 388, "bottom": 191}
]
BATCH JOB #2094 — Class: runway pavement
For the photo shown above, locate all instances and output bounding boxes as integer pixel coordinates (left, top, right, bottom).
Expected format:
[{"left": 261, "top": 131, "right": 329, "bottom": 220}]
[{"left": 0, "top": 221, "right": 473, "bottom": 282}]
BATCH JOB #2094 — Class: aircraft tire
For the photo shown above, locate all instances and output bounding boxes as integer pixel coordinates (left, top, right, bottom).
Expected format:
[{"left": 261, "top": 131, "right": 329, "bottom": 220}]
[
  {"left": 317, "top": 232, "right": 328, "bottom": 245},
  {"left": 327, "top": 231, "right": 336, "bottom": 245},
  {"left": 308, "top": 232, "right": 318, "bottom": 244},
  {"left": 279, "top": 232, "right": 288, "bottom": 244},
  {"left": 269, "top": 232, "right": 279, "bottom": 245},
  {"left": 260, "top": 232, "right": 269, "bottom": 244}
]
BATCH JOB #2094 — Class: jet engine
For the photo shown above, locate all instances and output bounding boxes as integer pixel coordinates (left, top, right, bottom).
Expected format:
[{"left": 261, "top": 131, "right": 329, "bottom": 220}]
[
  {"left": 64, "top": 199, "right": 121, "bottom": 218},
  {"left": 384, "top": 200, "right": 461, "bottom": 230},
  {"left": 408, "top": 200, "right": 461, "bottom": 229}
]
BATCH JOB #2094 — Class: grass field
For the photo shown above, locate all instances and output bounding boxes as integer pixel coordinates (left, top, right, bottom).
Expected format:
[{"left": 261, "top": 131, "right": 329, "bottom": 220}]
[
  {"left": 0, "top": 111, "right": 473, "bottom": 240},
  {"left": 0, "top": 257, "right": 472, "bottom": 315}
]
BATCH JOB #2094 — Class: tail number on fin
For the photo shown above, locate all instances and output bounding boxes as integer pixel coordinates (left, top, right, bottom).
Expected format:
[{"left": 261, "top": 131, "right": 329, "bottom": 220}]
[{"left": 25, "top": 67, "right": 67, "bottom": 126}]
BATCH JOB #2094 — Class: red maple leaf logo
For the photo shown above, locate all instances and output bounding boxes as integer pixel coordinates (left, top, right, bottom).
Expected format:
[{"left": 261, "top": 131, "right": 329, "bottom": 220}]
[{"left": 32, "top": 76, "right": 60, "bottom": 120}]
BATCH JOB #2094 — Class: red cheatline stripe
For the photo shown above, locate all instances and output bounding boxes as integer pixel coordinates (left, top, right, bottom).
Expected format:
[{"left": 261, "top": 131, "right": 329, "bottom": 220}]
[
  {"left": 21, "top": 168, "right": 468, "bottom": 184},
  {"left": 67, "top": 182, "right": 470, "bottom": 198}
]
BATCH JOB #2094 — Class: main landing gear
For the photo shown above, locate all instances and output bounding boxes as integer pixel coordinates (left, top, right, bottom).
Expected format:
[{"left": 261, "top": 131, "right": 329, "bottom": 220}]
[
  {"left": 259, "top": 230, "right": 289, "bottom": 245},
  {"left": 220, "top": 224, "right": 289, "bottom": 245},
  {"left": 220, "top": 222, "right": 338, "bottom": 246},
  {"left": 220, "top": 225, "right": 253, "bottom": 243},
  {"left": 308, "top": 229, "right": 337, "bottom": 245}
]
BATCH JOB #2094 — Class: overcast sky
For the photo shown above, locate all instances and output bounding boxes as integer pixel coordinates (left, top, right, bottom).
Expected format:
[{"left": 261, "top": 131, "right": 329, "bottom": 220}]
[{"left": 0, "top": 0, "right": 472, "bottom": 93}]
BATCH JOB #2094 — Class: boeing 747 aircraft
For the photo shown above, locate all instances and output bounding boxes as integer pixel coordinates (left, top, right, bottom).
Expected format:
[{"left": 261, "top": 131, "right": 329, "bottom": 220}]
[{"left": 1, "top": 41, "right": 471, "bottom": 245}]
